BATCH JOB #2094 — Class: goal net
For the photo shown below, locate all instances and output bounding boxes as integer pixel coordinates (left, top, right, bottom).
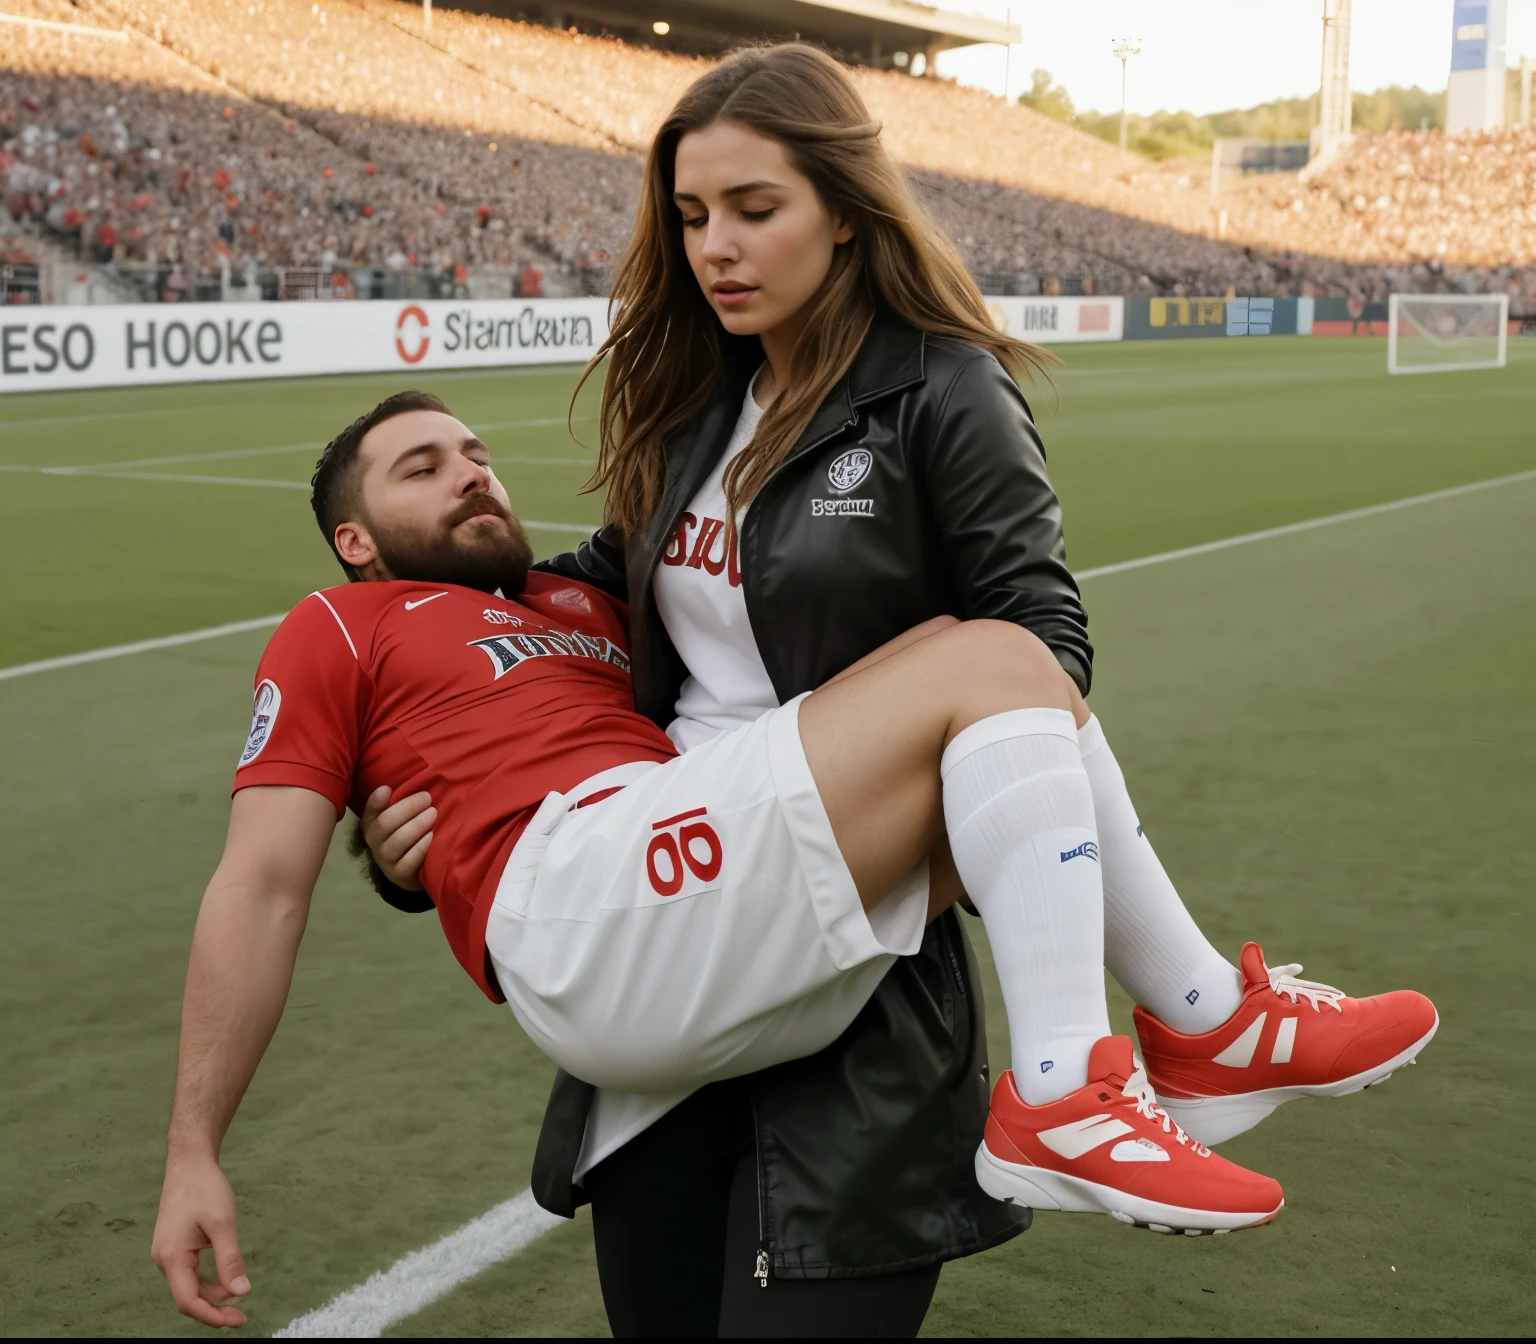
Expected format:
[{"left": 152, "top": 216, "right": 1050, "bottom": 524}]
[{"left": 1388, "top": 294, "right": 1509, "bottom": 375}]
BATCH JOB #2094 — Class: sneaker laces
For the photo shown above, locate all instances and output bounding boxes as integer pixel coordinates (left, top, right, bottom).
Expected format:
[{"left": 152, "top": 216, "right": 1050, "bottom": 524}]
[
  {"left": 1267, "top": 961, "right": 1346, "bottom": 1013},
  {"left": 1123, "top": 1060, "right": 1210, "bottom": 1156}
]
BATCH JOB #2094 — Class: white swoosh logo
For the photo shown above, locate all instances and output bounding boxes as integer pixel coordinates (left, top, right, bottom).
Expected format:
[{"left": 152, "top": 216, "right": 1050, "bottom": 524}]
[
  {"left": 404, "top": 592, "right": 449, "bottom": 611},
  {"left": 1036, "top": 1114, "right": 1135, "bottom": 1160}
]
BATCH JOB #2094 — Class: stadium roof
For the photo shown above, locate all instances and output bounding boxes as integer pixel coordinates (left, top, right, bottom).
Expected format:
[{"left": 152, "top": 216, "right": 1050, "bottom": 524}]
[{"left": 497, "top": 0, "right": 1019, "bottom": 65}]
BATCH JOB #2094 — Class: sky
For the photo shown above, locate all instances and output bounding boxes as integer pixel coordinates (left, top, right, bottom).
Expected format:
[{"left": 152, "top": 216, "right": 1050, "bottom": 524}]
[{"left": 932, "top": 0, "right": 1536, "bottom": 114}]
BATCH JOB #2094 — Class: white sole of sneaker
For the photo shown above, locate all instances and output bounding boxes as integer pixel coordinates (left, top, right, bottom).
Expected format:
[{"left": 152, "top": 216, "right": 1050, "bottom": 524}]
[
  {"left": 973, "top": 1144, "right": 1283, "bottom": 1235},
  {"left": 1157, "top": 1012, "right": 1440, "bottom": 1147}
]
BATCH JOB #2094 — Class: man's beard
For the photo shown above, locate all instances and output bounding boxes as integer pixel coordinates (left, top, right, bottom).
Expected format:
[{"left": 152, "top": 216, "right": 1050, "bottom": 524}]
[{"left": 372, "top": 493, "right": 533, "bottom": 595}]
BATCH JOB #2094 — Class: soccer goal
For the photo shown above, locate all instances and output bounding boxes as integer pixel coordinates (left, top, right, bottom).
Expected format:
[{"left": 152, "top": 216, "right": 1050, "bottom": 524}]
[{"left": 1387, "top": 293, "right": 1509, "bottom": 375}]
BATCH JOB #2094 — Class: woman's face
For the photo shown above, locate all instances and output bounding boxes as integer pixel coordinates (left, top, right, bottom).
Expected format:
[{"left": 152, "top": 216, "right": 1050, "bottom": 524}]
[{"left": 673, "top": 120, "right": 854, "bottom": 341}]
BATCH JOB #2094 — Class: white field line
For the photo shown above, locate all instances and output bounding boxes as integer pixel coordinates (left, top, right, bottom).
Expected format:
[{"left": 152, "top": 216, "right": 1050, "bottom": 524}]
[
  {"left": 0, "top": 615, "right": 286, "bottom": 682},
  {"left": 271, "top": 1190, "right": 564, "bottom": 1339},
  {"left": 3, "top": 416, "right": 594, "bottom": 473},
  {"left": 2, "top": 461, "right": 596, "bottom": 530},
  {"left": 3, "top": 468, "right": 1533, "bottom": 686},
  {"left": 0, "top": 402, "right": 244, "bottom": 432},
  {"left": 1071, "top": 467, "right": 1536, "bottom": 580},
  {"left": 56, "top": 469, "right": 314, "bottom": 489},
  {"left": 46, "top": 442, "right": 324, "bottom": 472},
  {"left": 0, "top": 367, "right": 595, "bottom": 435}
]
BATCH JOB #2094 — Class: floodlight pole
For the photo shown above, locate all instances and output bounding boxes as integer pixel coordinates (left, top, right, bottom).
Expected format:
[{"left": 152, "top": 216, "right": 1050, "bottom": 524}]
[{"left": 1111, "top": 38, "right": 1141, "bottom": 153}]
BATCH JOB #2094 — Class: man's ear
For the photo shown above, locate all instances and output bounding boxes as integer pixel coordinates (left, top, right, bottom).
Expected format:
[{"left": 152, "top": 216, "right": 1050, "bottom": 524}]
[{"left": 334, "top": 519, "right": 379, "bottom": 572}]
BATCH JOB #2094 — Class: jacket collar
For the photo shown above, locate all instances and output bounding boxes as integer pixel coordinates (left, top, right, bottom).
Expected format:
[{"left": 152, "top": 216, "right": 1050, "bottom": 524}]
[{"left": 781, "top": 314, "right": 928, "bottom": 469}]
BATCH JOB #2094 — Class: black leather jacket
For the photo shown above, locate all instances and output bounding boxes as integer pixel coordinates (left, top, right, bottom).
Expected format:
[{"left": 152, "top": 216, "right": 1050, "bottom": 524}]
[{"left": 523, "top": 316, "right": 1092, "bottom": 1276}]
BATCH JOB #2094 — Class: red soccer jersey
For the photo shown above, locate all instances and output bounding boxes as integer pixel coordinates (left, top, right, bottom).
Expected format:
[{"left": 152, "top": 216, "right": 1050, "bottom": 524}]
[{"left": 233, "top": 575, "right": 677, "bottom": 1000}]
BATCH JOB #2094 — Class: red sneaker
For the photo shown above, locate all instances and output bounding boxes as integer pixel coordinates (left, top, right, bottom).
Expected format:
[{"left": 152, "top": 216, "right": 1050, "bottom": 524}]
[
  {"left": 975, "top": 1036, "right": 1284, "bottom": 1235},
  {"left": 1134, "top": 943, "right": 1439, "bottom": 1146}
]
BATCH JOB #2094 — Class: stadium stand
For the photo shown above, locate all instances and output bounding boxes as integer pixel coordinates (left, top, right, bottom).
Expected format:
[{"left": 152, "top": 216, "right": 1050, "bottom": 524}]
[{"left": 2, "top": 0, "right": 1532, "bottom": 303}]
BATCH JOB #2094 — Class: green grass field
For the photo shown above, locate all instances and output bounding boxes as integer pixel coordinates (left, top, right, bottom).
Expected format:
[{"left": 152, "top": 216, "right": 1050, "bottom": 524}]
[{"left": 2, "top": 336, "right": 1533, "bottom": 1337}]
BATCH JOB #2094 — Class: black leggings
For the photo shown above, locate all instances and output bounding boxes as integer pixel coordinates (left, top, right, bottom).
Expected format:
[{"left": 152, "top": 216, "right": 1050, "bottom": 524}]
[{"left": 585, "top": 1081, "right": 941, "bottom": 1338}]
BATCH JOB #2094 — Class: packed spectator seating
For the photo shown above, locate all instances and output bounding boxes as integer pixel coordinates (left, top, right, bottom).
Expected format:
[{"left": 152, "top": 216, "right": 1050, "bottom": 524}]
[{"left": 2, "top": 0, "right": 1532, "bottom": 302}]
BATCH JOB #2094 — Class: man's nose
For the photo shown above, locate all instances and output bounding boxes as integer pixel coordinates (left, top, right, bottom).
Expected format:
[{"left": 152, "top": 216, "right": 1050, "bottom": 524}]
[{"left": 458, "top": 460, "right": 492, "bottom": 494}]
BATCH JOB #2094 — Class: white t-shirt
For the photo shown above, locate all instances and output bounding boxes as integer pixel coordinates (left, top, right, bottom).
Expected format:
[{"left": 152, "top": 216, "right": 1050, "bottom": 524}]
[
  {"left": 575, "top": 374, "right": 784, "bottom": 1183},
  {"left": 652, "top": 372, "right": 779, "bottom": 753}
]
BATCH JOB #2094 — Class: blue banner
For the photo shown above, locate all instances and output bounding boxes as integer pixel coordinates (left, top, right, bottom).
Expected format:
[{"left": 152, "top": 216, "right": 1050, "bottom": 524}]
[{"left": 1451, "top": 1, "right": 1490, "bottom": 72}]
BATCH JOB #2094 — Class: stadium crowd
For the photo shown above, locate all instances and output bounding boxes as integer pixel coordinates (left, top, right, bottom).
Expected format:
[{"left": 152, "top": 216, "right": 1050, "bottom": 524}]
[{"left": 3, "top": 0, "right": 1533, "bottom": 302}]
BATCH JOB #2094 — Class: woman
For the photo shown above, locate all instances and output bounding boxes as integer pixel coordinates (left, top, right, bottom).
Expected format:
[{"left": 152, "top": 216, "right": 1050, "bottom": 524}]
[{"left": 365, "top": 44, "right": 1431, "bottom": 1336}]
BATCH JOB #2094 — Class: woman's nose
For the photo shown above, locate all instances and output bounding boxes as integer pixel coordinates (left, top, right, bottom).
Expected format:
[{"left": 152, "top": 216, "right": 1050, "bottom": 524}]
[{"left": 701, "top": 221, "right": 738, "bottom": 265}]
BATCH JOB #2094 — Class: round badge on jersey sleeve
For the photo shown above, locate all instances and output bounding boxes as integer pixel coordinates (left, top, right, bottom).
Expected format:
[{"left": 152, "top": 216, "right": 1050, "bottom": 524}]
[
  {"left": 239, "top": 679, "right": 282, "bottom": 766},
  {"left": 827, "top": 448, "right": 873, "bottom": 493}
]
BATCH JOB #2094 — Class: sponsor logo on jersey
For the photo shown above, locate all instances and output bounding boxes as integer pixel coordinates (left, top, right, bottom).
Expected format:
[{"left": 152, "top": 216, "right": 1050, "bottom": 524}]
[
  {"left": 239, "top": 679, "right": 281, "bottom": 766},
  {"left": 548, "top": 586, "right": 593, "bottom": 615},
  {"left": 827, "top": 448, "right": 873, "bottom": 493},
  {"left": 645, "top": 806, "right": 724, "bottom": 898},
  {"left": 468, "top": 629, "right": 629, "bottom": 680},
  {"left": 661, "top": 512, "right": 741, "bottom": 586},
  {"left": 482, "top": 608, "right": 524, "bottom": 626},
  {"left": 404, "top": 592, "right": 448, "bottom": 610},
  {"left": 810, "top": 498, "right": 875, "bottom": 517},
  {"left": 1059, "top": 840, "right": 1100, "bottom": 864}
]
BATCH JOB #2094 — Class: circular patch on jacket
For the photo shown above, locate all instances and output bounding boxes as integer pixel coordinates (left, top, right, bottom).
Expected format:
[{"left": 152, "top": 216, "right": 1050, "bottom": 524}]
[
  {"left": 827, "top": 448, "right": 873, "bottom": 493},
  {"left": 239, "top": 679, "right": 282, "bottom": 766}
]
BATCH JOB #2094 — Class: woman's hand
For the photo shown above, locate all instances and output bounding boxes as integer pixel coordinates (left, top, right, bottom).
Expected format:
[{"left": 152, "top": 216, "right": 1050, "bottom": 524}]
[{"left": 361, "top": 787, "right": 436, "bottom": 892}]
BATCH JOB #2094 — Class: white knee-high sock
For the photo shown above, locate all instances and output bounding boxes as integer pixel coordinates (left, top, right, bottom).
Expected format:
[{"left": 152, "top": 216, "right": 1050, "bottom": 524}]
[
  {"left": 942, "top": 708, "right": 1112, "bottom": 1105},
  {"left": 1077, "top": 714, "right": 1242, "bottom": 1035}
]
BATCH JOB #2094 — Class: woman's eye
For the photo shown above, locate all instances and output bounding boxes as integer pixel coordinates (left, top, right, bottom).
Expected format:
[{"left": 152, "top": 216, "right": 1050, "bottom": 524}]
[
  {"left": 681, "top": 215, "right": 706, "bottom": 230},
  {"left": 741, "top": 208, "right": 775, "bottom": 223}
]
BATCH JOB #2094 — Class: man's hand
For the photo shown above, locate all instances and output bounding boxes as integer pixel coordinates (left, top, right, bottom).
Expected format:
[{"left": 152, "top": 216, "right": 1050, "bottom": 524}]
[
  {"left": 153, "top": 785, "right": 333, "bottom": 1328},
  {"left": 361, "top": 786, "right": 436, "bottom": 892},
  {"left": 151, "top": 1153, "right": 251, "bottom": 1328}
]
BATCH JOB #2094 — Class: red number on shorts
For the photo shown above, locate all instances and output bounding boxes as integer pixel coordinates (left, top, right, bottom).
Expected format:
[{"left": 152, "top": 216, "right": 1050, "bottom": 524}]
[
  {"left": 678, "top": 821, "right": 722, "bottom": 883},
  {"left": 645, "top": 832, "right": 685, "bottom": 897},
  {"left": 646, "top": 809, "right": 723, "bottom": 896}
]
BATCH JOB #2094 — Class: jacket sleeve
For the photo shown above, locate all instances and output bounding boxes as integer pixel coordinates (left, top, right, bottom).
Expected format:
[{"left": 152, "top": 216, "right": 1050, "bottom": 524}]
[
  {"left": 922, "top": 351, "right": 1093, "bottom": 695},
  {"left": 530, "top": 524, "right": 628, "bottom": 602}
]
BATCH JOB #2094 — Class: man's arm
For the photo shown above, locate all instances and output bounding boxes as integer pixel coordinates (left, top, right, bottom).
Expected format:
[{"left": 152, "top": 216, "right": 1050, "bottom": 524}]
[{"left": 151, "top": 785, "right": 336, "bottom": 1329}]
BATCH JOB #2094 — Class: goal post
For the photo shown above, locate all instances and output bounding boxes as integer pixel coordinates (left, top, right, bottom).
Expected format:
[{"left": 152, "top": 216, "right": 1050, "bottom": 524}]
[{"left": 1387, "top": 293, "right": 1509, "bottom": 375}]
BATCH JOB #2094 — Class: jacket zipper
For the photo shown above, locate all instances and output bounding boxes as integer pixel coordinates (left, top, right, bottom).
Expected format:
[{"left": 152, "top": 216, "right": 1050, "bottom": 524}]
[
  {"left": 942, "top": 921, "right": 967, "bottom": 995},
  {"left": 751, "top": 1096, "right": 769, "bottom": 1288}
]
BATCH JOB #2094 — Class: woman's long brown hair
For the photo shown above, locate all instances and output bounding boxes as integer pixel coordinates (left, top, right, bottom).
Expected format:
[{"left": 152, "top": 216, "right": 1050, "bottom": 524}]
[{"left": 579, "top": 43, "right": 1053, "bottom": 536}]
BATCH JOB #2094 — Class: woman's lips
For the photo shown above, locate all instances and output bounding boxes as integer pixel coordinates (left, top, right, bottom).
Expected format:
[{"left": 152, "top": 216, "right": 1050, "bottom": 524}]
[{"left": 713, "top": 285, "right": 756, "bottom": 308}]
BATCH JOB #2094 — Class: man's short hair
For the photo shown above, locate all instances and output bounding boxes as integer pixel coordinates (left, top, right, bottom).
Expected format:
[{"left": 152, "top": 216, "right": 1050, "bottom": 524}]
[{"left": 311, "top": 389, "right": 450, "bottom": 579}]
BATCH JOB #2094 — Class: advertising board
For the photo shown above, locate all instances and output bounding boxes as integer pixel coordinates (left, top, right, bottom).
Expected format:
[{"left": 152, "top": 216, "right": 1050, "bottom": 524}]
[
  {"left": 1125, "top": 296, "right": 1229, "bottom": 340},
  {"left": 985, "top": 296, "right": 1124, "bottom": 344},
  {"left": 1125, "top": 296, "right": 1318, "bottom": 339},
  {"left": 0, "top": 297, "right": 611, "bottom": 394}
]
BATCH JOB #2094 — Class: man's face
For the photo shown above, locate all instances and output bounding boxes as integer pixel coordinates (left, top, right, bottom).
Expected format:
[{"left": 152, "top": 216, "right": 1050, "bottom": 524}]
[{"left": 338, "top": 409, "right": 533, "bottom": 594}]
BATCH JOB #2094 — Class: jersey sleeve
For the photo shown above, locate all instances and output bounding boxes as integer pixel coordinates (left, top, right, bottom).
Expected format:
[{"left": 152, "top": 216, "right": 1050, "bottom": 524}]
[{"left": 232, "top": 593, "right": 368, "bottom": 815}]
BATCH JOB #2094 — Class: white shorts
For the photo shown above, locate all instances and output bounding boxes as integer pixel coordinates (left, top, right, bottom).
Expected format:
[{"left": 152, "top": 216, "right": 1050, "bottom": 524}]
[{"left": 483, "top": 694, "right": 930, "bottom": 1095}]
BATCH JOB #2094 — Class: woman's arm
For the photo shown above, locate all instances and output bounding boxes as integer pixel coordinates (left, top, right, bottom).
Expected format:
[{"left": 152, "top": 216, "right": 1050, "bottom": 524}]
[
  {"left": 529, "top": 523, "right": 628, "bottom": 601},
  {"left": 922, "top": 349, "right": 1093, "bottom": 695}
]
